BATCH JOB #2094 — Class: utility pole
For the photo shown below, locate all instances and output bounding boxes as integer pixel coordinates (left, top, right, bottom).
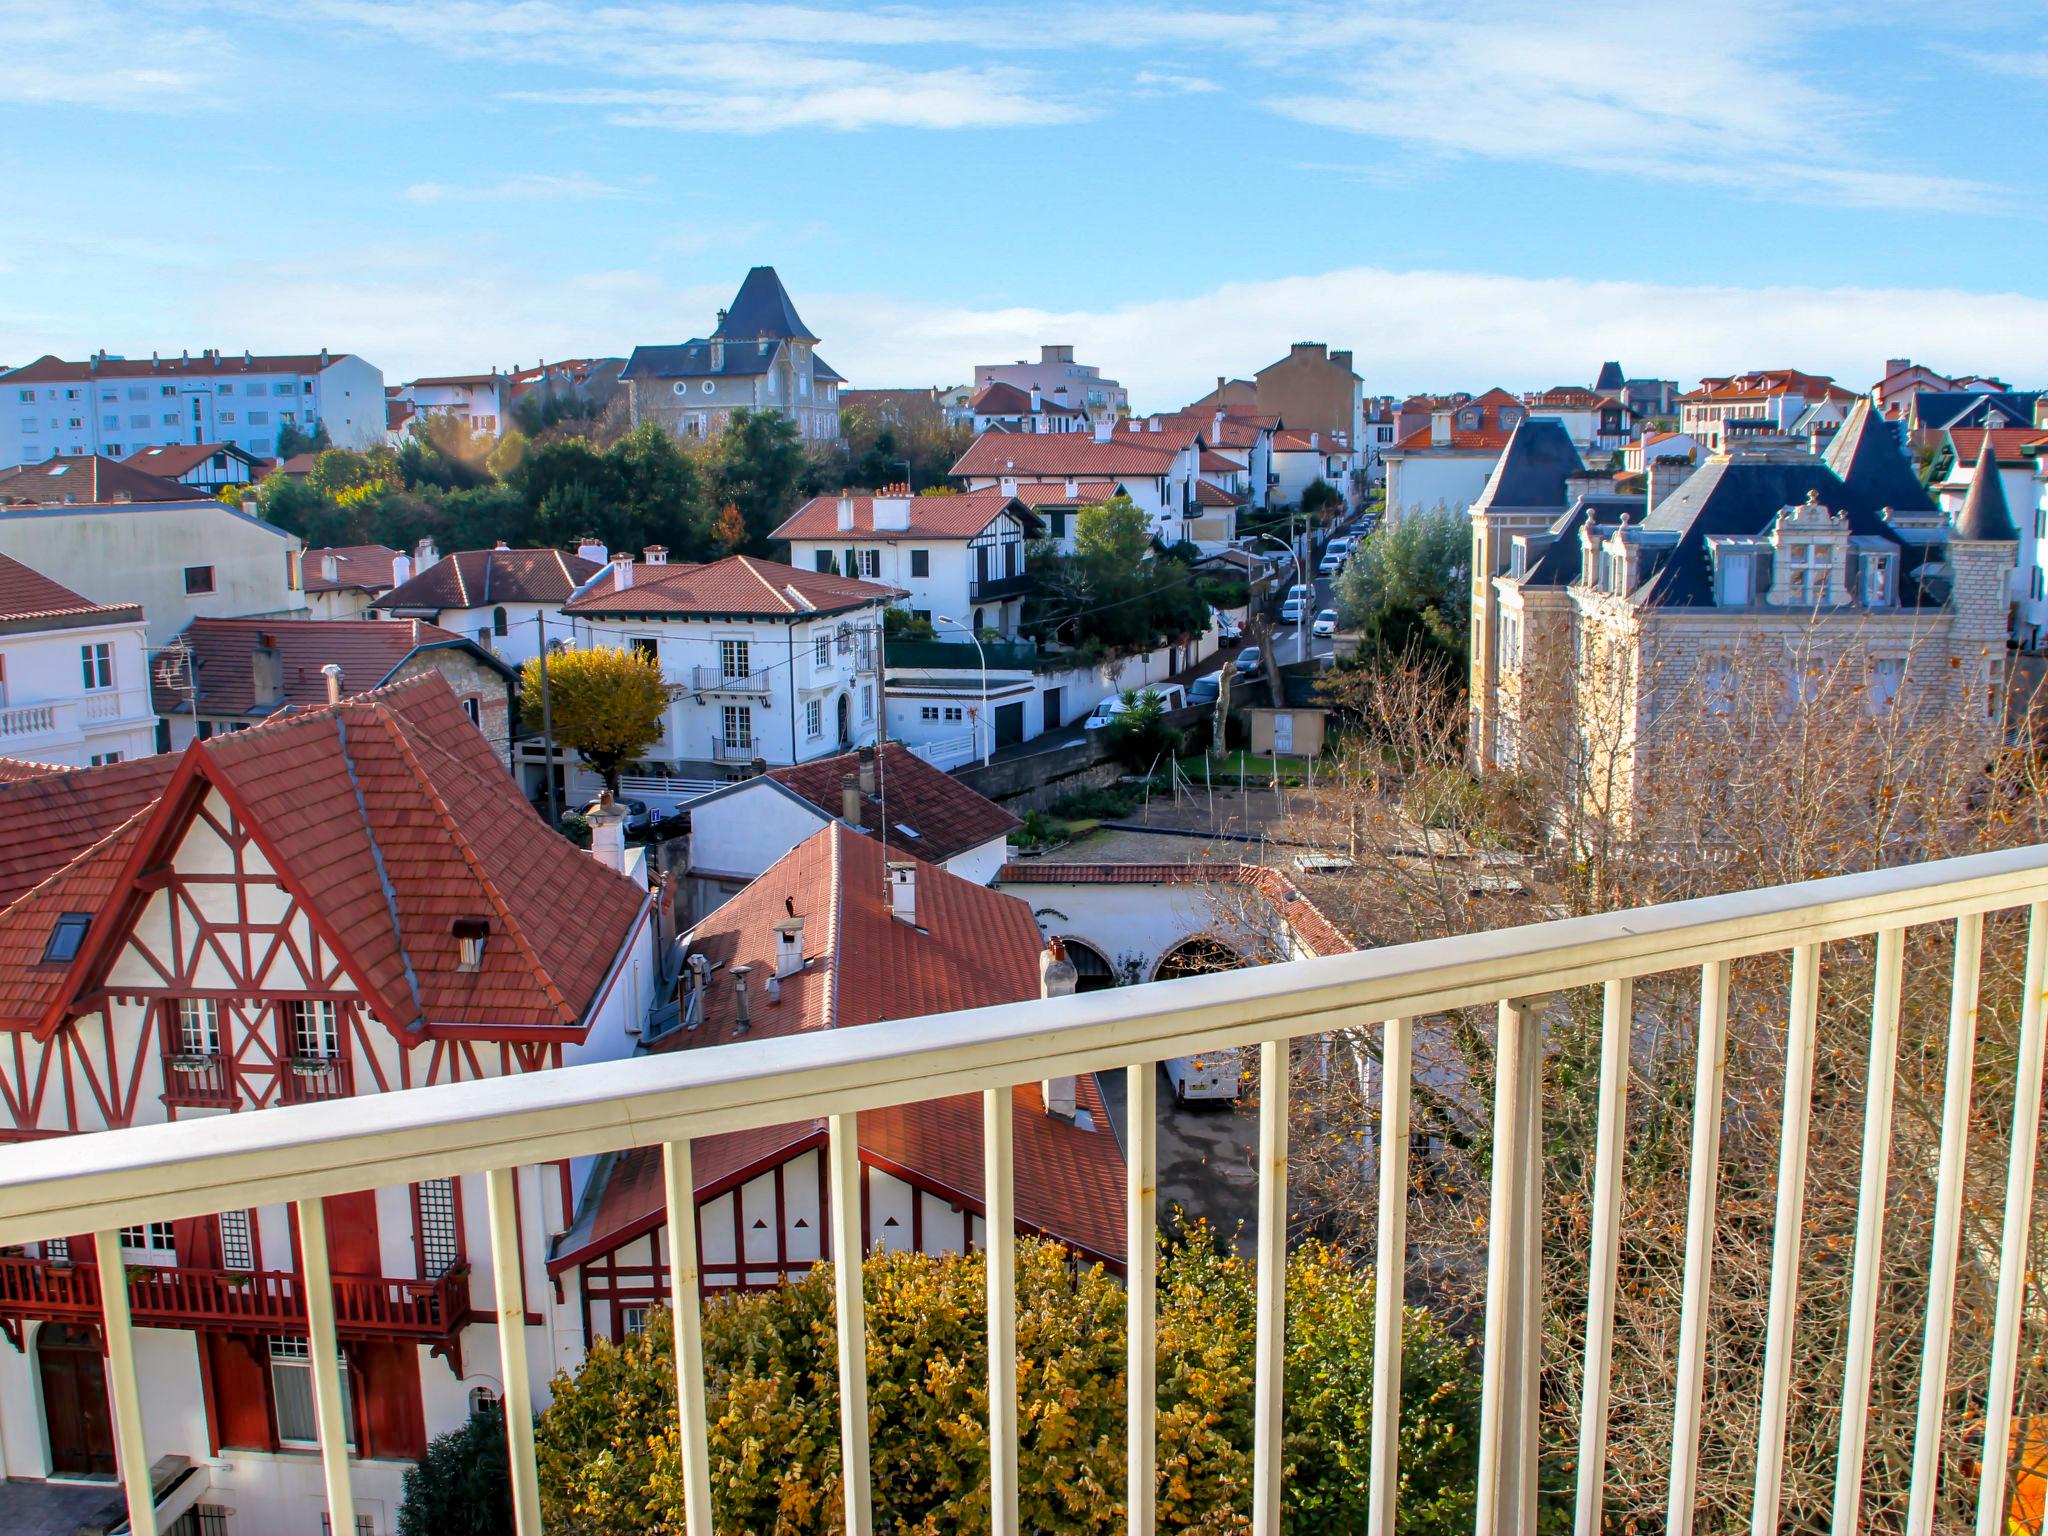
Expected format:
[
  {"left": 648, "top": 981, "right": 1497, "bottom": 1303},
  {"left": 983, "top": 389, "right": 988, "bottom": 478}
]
[{"left": 536, "top": 612, "right": 558, "bottom": 826}]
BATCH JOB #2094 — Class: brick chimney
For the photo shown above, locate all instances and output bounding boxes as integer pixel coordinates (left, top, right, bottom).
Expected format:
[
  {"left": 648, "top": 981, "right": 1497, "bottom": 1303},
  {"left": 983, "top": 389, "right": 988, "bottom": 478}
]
[
  {"left": 587, "top": 791, "right": 627, "bottom": 873},
  {"left": 886, "top": 861, "right": 917, "bottom": 924},
  {"left": 841, "top": 772, "right": 862, "bottom": 825},
  {"left": 1040, "top": 937, "right": 1079, "bottom": 1119},
  {"left": 773, "top": 916, "right": 805, "bottom": 979}
]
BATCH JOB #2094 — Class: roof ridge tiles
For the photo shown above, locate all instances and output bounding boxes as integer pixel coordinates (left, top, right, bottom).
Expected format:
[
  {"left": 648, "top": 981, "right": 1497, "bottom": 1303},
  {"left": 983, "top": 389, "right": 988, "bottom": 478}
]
[{"left": 329, "top": 708, "right": 426, "bottom": 1030}]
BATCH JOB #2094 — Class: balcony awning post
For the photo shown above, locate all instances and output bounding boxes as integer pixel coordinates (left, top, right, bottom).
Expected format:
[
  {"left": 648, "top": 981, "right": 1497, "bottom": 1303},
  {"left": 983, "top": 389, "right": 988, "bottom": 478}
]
[
  {"left": 485, "top": 1167, "right": 544, "bottom": 1536},
  {"left": 1251, "top": 1037, "right": 1289, "bottom": 1536},
  {"left": 662, "top": 1139, "right": 714, "bottom": 1535},
  {"left": 1665, "top": 960, "right": 1730, "bottom": 1534},
  {"left": 295, "top": 1198, "right": 356, "bottom": 1536},
  {"left": 93, "top": 1229, "right": 159, "bottom": 1536},
  {"left": 1126, "top": 1060, "right": 1158, "bottom": 1534},
  {"left": 1366, "top": 1016, "right": 1412, "bottom": 1536}
]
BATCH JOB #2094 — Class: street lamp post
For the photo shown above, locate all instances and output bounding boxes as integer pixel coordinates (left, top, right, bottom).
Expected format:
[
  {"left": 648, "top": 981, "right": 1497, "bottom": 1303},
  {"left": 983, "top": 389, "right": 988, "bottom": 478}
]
[{"left": 936, "top": 614, "right": 991, "bottom": 766}]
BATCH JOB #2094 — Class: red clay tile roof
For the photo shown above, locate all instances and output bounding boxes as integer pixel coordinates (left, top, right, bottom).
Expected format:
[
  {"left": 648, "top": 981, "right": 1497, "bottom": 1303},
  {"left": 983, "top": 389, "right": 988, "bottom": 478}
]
[
  {"left": 0, "top": 553, "right": 142, "bottom": 628},
  {"left": 1392, "top": 426, "right": 1514, "bottom": 453},
  {"left": 1009, "top": 480, "right": 1124, "bottom": 508},
  {"left": 564, "top": 554, "right": 902, "bottom": 617},
  {"left": 952, "top": 430, "right": 1186, "bottom": 480},
  {"left": 0, "top": 674, "right": 649, "bottom": 1036},
  {"left": 3, "top": 352, "right": 350, "bottom": 383},
  {"left": 0, "top": 456, "right": 192, "bottom": 506},
  {"left": 1197, "top": 450, "right": 1242, "bottom": 473},
  {"left": 305, "top": 544, "right": 403, "bottom": 594},
  {"left": 1946, "top": 428, "right": 2048, "bottom": 467},
  {"left": 120, "top": 443, "right": 253, "bottom": 478},
  {"left": 969, "top": 381, "right": 1084, "bottom": 417},
  {"left": 1273, "top": 429, "right": 1351, "bottom": 454},
  {"left": 773, "top": 489, "right": 1020, "bottom": 542},
  {"left": 1193, "top": 480, "right": 1245, "bottom": 508},
  {"left": 1677, "top": 370, "right": 1847, "bottom": 404},
  {"left": 151, "top": 616, "right": 508, "bottom": 718},
  {"left": 0, "top": 759, "right": 67, "bottom": 784},
  {"left": 1150, "top": 411, "right": 1266, "bottom": 449},
  {"left": 372, "top": 548, "right": 602, "bottom": 612},
  {"left": 994, "top": 862, "right": 1353, "bottom": 959},
  {"left": 558, "top": 823, "right": 1124, "bottom": 1268},
  {"left": 0, "top": 755, "right": 178, "bottom": 911},
  {"left": 766, "top": 744, "right": 1020, "bottom": 861}
]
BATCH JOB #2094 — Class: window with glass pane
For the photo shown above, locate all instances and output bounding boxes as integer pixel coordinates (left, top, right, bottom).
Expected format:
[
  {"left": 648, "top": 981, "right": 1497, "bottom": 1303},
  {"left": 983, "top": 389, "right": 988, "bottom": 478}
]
[
  {"left": 722, "top": 705, "right": 751, "bottom": 749},
  {"left": 289, "top": 999, "right": 339, "bottom": 1059},
  {"left": 417, "top": 1178, "right": 460, "bottom": 1276},
  {"left": 178, "top": 997, "right": 219, "bottom": 1055},
  {"left": 120, "top": 1222, "right": 175, "bottom": 1252},
  {"left": 720, "top": 639, "right": 750, "bottom": 680},
  {"left": 218, "top": 1210, "right": 253, "bottom": 1270},
  {"left": 270, "top": 1338, "right": 354, "bottom": 1448},
  {"left": 79, "top": 643, "right": 113, "bottom": 690},
  {"left": 814, "top": 634, "right": 830, "bottom": 667},
  {"left": 805, "top": 699, "right": 822, "bottom": 737}
]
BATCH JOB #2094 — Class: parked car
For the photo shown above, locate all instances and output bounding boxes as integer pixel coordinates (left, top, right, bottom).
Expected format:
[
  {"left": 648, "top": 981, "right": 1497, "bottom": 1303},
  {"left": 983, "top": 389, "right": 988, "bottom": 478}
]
[
  {"left": 1234, "top": 647, "right": 1263, "bottom": 677},
  {"left": 1211, "top": 607, "right": 1243, "bottom": 643},
  {"left": 1284, "top": 583, "right": 1311, "bottom": 603},
  {"left": 1189, "top": 673, "right": 1222, "bottom": 706},
  {"left": 1083, "top": 683, "right": 1188, "bottom": 730},
  {"left": 1318, "top": 552, "right": 1345, "bottom": 576},
  {"left": 1326, "top": 536, "right": 1353, "bottom": 556},
  {"left": 1166, "top": 1048, "right": 1243, "bottom": 1104},
  {"left": 1312, "top": 609, "right": 1339, "bottom": 638},
  {"left": 1280, "top": 597, "right": 1309, "bottom": 624},
  {"left": 621, "top": 797, "right": 652, "bottom": 832}
]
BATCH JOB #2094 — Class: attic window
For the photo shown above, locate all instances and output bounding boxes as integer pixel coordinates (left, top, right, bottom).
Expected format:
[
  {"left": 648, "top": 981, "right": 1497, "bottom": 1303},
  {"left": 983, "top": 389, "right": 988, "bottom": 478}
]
[
  {"left": 453, "top": 917, "right": 491, "bottom": 971},
  {"left": 43, "top": 913, "right": 90, "bottom": 964},
  {"left": 892, "top": 823, "right": 922, "bottom": 839}
]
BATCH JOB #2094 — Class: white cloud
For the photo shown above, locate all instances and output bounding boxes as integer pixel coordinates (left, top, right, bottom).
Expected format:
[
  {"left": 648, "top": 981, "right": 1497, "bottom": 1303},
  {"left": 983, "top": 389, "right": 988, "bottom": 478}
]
[
  {"left": 1133, "top": 70, "right": 1220, "bottom": 94},
  {"left": 402, "top": 173, "right": 648, "bottom": 204},
  {"left": 0, "top": 2, "right": 225, "bottom": 109}
]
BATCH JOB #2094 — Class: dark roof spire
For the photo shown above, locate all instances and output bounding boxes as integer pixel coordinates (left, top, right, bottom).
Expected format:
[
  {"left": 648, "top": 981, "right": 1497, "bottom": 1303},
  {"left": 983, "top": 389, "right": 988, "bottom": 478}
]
[
  {"left": 1475, "top": 417, "right": 1584, "bottom": 511},
  {"left": 1823, "top": 397, "right": 1934, "bottom": 516},
  {"left": 1954, "top": 435, "right": 2018, "bottom": 542},
  {"left": 713, "top": 266, "right": 817, "bottom": 343}
]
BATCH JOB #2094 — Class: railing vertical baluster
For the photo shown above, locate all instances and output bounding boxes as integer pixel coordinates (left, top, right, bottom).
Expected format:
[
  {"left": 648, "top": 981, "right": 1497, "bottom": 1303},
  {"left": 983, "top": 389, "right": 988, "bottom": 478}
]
[
  {"left": 1367, "top": 1016, "right": 1413, "bottom": 1536},
  {"left": 661, "top": 1139, "right": 714, "bottom": 1536},
  {"left": 94, "top": 1229, "right": 158, "bottom": 1536},
  {"left": 1751, "top": 942, "right": 1822, "bottom": 1535},
  {"left": 984, "top": 1086, "right": 1019, "bottom": 1536},
  {"left": 1667, "top": 960, "right": 1730, "bottom": 1535},
  {"left": 1831, "top": 925, "right": 1905, "bottom": 1534},
  {"left": 1905, "top": 913, "right": 1982, "bottom": 1536},
  {"left": 1574, "top": 979, "right": 1632, "bottom": 1535},
  {"left": 1975, "top": 901, "right": 2048, "bottom": 1536},
  {"left": 828, "top": 1112, "right": 873, "bottom": 1536},
  {"left": 1126, "top": 1061, "right": 1158, "bottom": 1535},
  {"left": 484, "top": 1168, "right": 542, "bottom": 1536},
  {"left": 1476, "top": 997, "right": 1542, "bottom": 1536},
  {"left": 295, "top": 1198, "right": 357, "bottom": 1536},
  {"left": 1252, "top": 1037, "right": 1290, "bottom": 1536}
]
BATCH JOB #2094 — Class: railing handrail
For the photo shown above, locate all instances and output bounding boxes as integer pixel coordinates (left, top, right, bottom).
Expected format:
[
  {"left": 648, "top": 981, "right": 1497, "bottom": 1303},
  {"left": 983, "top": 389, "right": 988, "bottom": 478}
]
[{"left": 2, "top": 841, "right": 2047, "bottom": 1245}]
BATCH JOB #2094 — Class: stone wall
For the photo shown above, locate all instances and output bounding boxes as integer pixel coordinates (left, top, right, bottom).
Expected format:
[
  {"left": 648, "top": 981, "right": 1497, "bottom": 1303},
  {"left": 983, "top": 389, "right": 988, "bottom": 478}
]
[{"left": 395, "top": 649, "right": 515, "bottom": 768}]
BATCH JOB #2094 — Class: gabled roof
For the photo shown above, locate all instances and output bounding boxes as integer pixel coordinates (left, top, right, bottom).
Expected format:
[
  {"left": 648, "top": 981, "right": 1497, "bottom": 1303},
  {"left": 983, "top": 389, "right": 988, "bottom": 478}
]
[
  {"left": 121, "top": 442, "right": 257, "bottom": 478},
  {"left": 952, "top": 431, "right": 1185, "bottom": 479},
  {"left": 1945, "top": 427, "right": 2048, "bottom": 469},
  {"left": 151, "top": 616, "right": 513, "bottom": 719},
  {"left": 772, "top": 489, "right": 1034, "bottom": 543},
  {"left": 554, "top": 822, "right": 1123, "bottom": 1269},
  {"left": 1473, "top": 418, "right": 1585, "bottom": 511},
  {"left": 765, "top": 744, "right": 1020, "bottom": 860},
  {"left": 1010, "top": 480, "right": 1124, "bottom": 510},
  {"left": 1910, "top": 391, "right": 2043, "bottom": 433},
  {"left": 370, "top": 548, "right": 601, "bottom": 612},
  {"left": 563, "top": 553, "right": 902, "bottom": 618},
  {"left": 714, "top": 266, "right": 817, "bottom": 343},
  {"left": 2, "top": 352, "right": 351, "bottom": 383},
  {"left": 1823, "top": 398, "right": 1936, "bottom": 515},
  {"left": 0, "top": 456, "right": 191, "bottom": 506},
  {"left": 305, "top": 544, "right": 402, "bottom": 594},
  {"left": 0, "top": 674, "right": 649, "bottom": 1036},
  {"left": 1391, "top": 425, "right": 1513, "bottom": 454},
  {"left": 969, "top": 381, "right": 1083, "bottom": 418},
  {"left": 1954, "top": 438, "right": 2019, "bottom": 542},
  {"left": 0, "top": 754, "right": 178, "bottom": 911},
  {"left": 0, "top": 552, "right": 142, "bottom": 631}
]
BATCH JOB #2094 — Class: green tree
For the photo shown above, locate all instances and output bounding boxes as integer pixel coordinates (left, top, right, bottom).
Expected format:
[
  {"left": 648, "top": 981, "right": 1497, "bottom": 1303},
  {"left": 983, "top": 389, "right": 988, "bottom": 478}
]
[
  {"left": 610, "top": 421, "right": 709, "bottom": 559},
  {"left": 520, "top": 646, "right": 675, "bottom": 795},
  {"left": 535, "top": 1233, "right": 1479, "bottom": 1535},
  {"left": 1299, "top": 478, "right": 1342, "bottom": 522},
  {"left": 713, "top": 408, "right": 812, "bottom": 551},
  {"left": 273, "top": 419, "right": 331, "bottom": 460},
  {"left": 399, "top": 1407, "right": 512, "bottom": 1536},
  {"left": 1104, "top": 687, "right": 1184, "bottom": 772},
  {"left": 1332, "top": 504, "right": 1470, "bottom": 668}
]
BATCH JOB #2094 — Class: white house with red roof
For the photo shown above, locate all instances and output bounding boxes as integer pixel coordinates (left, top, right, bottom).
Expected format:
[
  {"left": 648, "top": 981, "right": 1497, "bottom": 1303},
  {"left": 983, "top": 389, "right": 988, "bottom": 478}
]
[
  {"left": 0, "top": 553, "right": 156, "bottom": 768},
  {"left": 304, "top": 544, "right": 404, "bottom": 620},
  {"left": 773, "top": 485, "right": 1039, "bottom": 638},
  {"left": 560, "top": 553, "right": 899, "bottom": 786},
  {"left": 0, "top": 674, "right": 659, "bottom": 1533},
  {"left": 0, "top": 348, "right": 384, "bottom": 465},
  {"left": 391, "top": 372, "right": 514, "bottom": 439},
  {"left": 120, "top": 442, "right": 261, "bottom": 493},
  {"left": 966, "top": 381, "right": 1091, "bottom": 434},
  {"left": 549, "top": 821, "right": 1124, "bottom": 1351},
  {"left": 1382, "top": 390, "right": 1528, "bottom": 521},
  {"left": 1676, "top": 369, "right": 1853, "bottom": 452},
  {"left": 1269, "top": 428, "right": 1360, "bottom": 512},
  {"left": 972, "top": 344, "right": 1127, "bottom": 419},
  {"left": 370, "top": 542, "right": 604, "bottom": 667},
  {"left": 951, "top": 419, "right": 1205, "bottom": 544}
]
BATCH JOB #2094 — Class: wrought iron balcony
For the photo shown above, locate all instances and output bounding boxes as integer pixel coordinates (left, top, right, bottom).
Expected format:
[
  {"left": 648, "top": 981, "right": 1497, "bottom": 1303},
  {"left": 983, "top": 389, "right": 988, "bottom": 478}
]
[{"left": 0, "top": 847, "right": 2045, "bottom": 1535}]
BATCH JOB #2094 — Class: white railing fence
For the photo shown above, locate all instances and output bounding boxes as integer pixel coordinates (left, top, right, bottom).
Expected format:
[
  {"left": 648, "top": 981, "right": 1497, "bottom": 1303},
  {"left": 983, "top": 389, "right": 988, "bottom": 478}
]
[
  {"left": 909, "top": 732, "right": 977, "bottom": 769},
  {"left": 2, "top": 847, "right": 2048, "bottom": 1534}
]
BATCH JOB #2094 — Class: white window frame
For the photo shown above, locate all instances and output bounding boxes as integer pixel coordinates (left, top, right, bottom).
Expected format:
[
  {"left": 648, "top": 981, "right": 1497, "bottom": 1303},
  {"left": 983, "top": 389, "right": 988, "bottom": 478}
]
[
  {"left": 119, "top": 1222, "right": 175, "bottom": 1253},
  {"left": 289, "top": 999, "right": 340, "bottom": 1060},
  {"left": 178, "top": 997, "right": 220, "bottom": 1056},
  {"left": 805, "top": 698, "right": 822, "bottom": 738},
  {"left": 719, "top": 638, "right": 751, "bottom": 681},
  {"left": 270, "top": 1337, "right": 355, "bottom": 1449},
  {"left": 80, "top": 642, "right": 114, "bottom": 691},
  {"left": 722, "top": 704, "right": 752, "bottom": 750}
]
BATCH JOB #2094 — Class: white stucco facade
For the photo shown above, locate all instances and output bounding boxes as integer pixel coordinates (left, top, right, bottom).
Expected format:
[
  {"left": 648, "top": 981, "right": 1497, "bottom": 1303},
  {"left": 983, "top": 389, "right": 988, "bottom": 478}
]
[{"left": 0, "top": 612, "right": 157, "bottom": 766}]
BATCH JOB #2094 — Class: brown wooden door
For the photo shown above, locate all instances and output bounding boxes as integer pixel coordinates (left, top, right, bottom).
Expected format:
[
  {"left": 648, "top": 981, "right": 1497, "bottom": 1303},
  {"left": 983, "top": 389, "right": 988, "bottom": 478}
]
[{"left": 38, "top": 1324, "right": 115, "bottom": 1476}]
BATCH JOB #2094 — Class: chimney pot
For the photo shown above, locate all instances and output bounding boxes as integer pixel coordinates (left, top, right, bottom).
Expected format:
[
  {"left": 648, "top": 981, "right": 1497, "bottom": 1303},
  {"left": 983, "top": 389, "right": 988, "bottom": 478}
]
[
  {"left": 856, "top": 743, "right": 877, "bottom": 795},
  {"left": 1040, "top": 938, "right": 1080, "bottom": 1118},
  {"left": 886, "top": 861, "right": 918, "bottom": 924},
  {"left": 586, "top": 791, "right": 628, "bottom": 873},
  {"left": 730, "top": 964, "right": 752, "bottom": 1033},
  {"left": 612, "top": 553, "right": 634, "bottom": 591},
  {"left": 773, "top": 916, "right": 805, "bottom": 979},
  {"left": 321, "top": 662, "right": 344, "bottom": 705},
  {"left": 841, "top": 772, "right": 862, "bottom": 826}
]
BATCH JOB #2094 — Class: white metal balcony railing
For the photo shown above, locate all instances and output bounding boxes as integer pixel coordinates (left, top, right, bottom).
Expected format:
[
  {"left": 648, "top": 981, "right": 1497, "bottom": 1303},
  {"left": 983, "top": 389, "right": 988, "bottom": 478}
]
[
  {"left": 2, "top": 847, "right": 2047, "bottom": 1536},
  {"left": 690, "top": 665, "right": 771, "bottom": 695}
]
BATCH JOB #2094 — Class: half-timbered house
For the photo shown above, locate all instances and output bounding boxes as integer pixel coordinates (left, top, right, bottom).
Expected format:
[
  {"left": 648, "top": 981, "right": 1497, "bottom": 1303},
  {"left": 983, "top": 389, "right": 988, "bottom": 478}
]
[
  {"left": 549, "top": 821, "right": 1124, "bottom": 1356},
  {"left": 0, "top": 673, "right": 659, "bottom": 1534}
]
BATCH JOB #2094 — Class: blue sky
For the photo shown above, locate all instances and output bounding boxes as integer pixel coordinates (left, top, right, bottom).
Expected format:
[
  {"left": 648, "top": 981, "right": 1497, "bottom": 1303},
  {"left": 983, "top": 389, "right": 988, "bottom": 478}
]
[{"left": 3, "top": 1, "right": 2045, "bottom": 406}]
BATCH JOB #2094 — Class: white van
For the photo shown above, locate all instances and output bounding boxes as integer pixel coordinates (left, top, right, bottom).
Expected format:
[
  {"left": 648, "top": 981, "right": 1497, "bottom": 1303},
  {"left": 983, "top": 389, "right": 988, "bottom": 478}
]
[
  {"left": 1082, "top": 683, "right": 1188, "bottom": 730},
  {"left": 1166, "top": 1048, "right": 1243, "bottom": 1103}
]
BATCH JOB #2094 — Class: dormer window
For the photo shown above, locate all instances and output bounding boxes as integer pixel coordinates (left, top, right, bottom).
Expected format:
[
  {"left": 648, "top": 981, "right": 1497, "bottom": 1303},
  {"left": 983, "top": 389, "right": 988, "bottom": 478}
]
[
  {"left": 42, "top": 912, "right": 90, "bottom": 965},
  {"left": 1715, "top": 550, "right": 1754, "bottom": 606},
  {"left": 1863, "top": 552, "right": 1895, "bottom": 607},
  {"left": 1785, "top": 542, "right": 1827, "bottom": 604},
  {"left": 454, "top": 918, "right": 490, "bottom": 972}
]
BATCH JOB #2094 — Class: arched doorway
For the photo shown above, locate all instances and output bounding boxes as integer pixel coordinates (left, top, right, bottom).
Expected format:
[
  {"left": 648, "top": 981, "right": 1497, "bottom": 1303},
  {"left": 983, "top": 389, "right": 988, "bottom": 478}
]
[
  {"left": 38, "top": 1323, "right": 115, "bottom": 1476},
  {"left": 1153, "top": 935, "right": 1242, "bottom": 982},
  {"left": 1062, "top": 939, "right": 1117, "bottom": 993},
  {"left": 836, "top": 692, "right": 851, "bottom": 746}
]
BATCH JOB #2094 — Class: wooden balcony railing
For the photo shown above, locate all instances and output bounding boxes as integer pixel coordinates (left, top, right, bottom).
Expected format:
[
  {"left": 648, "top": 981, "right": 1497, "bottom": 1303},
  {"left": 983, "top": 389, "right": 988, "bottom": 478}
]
[
  {"left": 276, "top": 1056, "right": 353, "bottom": 1106},
  {"left": 0, "top": 1255, "right": 467, "bottom": 1342},
  {"left": 160, "top": 1050, "right": 235, "bottom": 1108}
]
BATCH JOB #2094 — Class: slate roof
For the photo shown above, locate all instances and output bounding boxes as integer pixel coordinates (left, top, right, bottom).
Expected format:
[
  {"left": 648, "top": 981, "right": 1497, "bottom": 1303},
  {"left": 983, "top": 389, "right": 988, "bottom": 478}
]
[
  {"left": 0, "top": 456, "right": 191, "bottom": 506},
  {"left": 620, "top": 335, "right": 789, "bottom": 383},
  {"left": 0, "top": 674, "right": 650, "bottom": 1035},
  {"left": 1911, "top": 391, "right": 2043, "bottom": 434},
  {"left": 554, "top": 823, "right": 1125, "bottom": 1269},
  {"left": 370, "top": 548, "right": 601, "bottom": 613},
  {"left": 151, "top": 616, "right": 512, "bottom": 719},
  {"left": 562, "top": 554, "right": 901, "bottom": 618},
  {"left": 1595, "top": 361, "right": 1626, "bottom": 391},
  {"left": 714, "top": 266, "right": 818, "bottom": 343},
  {"left": 1471, "top": 418, "right": 1584, "bottom": 511},
  {"left": 0, "top": 553, "right": 141, "bottom": 630},
  {"left": 1954, "top": 438, "right": 2020, "bottom": 543},
  {"left": 772, "top": 489, "right": 1033, "bottom": 543},
  {"left": 766, "top": 744, "right": 1020, "bottom": 860},
  {"left": 1823, "top": 399, "right": 1936, "bottom": 515}
]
